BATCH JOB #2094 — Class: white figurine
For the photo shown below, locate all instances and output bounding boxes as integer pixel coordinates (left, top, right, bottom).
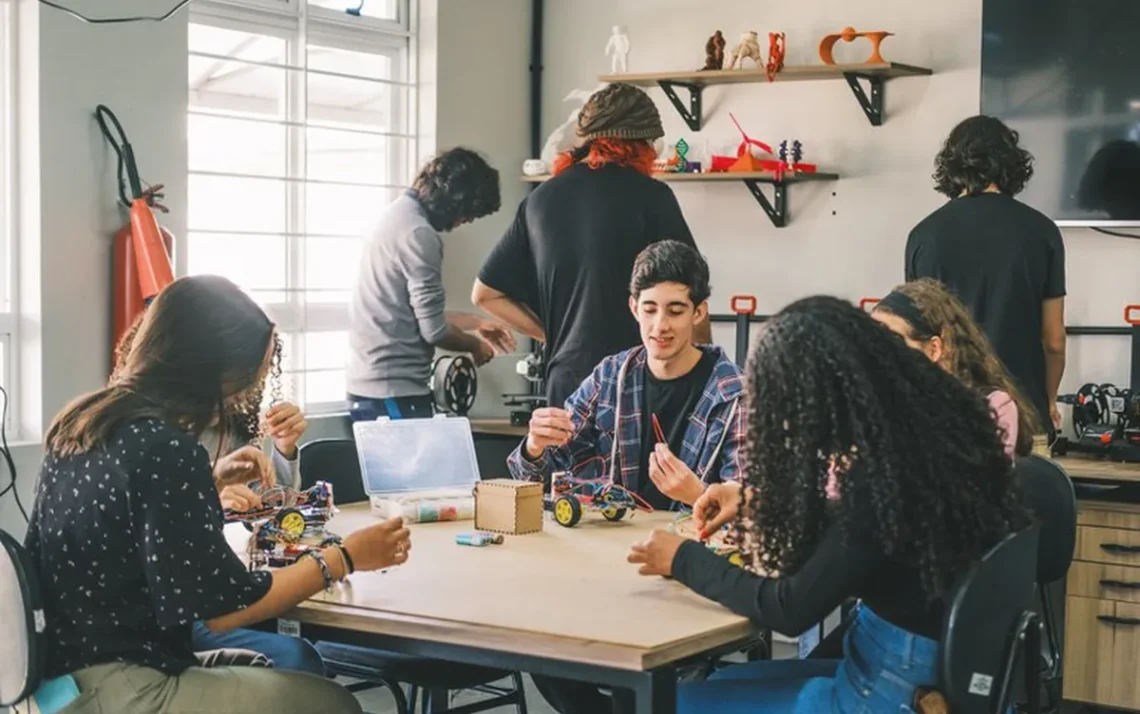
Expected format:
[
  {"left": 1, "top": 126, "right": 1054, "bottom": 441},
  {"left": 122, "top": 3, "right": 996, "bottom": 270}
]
[
  {"left": 605, "top": 25, "right": 630, "bottom": 74},
  {"left": 727, "top": 30, "right": 763, "bottom": 70}
]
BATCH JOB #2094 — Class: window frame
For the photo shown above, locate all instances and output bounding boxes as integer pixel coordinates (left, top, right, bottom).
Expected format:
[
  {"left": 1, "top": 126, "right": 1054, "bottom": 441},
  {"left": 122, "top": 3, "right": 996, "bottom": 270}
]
[
  {"left": 0, "top": 0, "right": 17, "bottom": 429},
  {"left": 188, "top": 0, "right": 415, "bottom": 413}
]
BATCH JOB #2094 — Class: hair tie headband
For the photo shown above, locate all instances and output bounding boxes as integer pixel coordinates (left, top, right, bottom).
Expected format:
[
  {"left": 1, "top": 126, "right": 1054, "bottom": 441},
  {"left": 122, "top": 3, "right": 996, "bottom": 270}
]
[{"left": 877, "top": 290, "right": 938, "bottom": 338}]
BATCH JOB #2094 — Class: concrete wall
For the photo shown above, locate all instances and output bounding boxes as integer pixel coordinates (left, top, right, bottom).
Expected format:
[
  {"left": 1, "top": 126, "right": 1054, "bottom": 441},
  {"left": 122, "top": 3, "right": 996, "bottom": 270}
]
[{"left": 540, "top": 0, "right": 1139, "bottom": 393}]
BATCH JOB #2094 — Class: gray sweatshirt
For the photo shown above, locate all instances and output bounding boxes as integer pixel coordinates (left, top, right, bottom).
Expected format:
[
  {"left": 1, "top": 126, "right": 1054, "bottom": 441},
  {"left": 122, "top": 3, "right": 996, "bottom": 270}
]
[{"left": 347, "top": 193, "right": 448, "bottom": 399}]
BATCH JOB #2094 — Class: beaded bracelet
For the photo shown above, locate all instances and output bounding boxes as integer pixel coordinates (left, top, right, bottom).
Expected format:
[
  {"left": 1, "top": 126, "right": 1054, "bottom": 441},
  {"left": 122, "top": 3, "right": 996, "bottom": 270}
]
[
  {"left": 334, "top": 544, "right": 355, "bottom": 575},
  {"left": 300, "top": 550, "right": 335, "bottom": 592}
]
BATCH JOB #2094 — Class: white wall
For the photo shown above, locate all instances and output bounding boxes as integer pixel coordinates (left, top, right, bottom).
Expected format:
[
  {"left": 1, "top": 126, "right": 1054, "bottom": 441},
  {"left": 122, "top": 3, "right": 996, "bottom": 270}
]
[
  {"left": 433, "top": 0, "right": 531, "bottom": 418},
  {"left": 0, "top": 0, "right": 188, "bottom": 538},
  {"left": 541, "top": 0, "right": 1139, "bottom": 395}
]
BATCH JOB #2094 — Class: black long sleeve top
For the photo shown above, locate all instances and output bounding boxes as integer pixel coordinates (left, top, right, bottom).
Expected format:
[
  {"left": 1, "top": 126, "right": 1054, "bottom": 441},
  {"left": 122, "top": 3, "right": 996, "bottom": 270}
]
[{"left": 671, "top": 522, "right": 944, "bottom": 640}]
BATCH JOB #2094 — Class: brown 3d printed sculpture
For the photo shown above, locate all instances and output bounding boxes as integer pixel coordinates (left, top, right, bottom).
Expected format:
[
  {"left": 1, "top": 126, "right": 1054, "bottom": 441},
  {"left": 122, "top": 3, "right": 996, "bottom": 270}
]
[
  {"left": 700, "top": 30, "right": 726, "bottom": 70},
  {"left": 819, "top": 27, "right": 894, "bottom": 65}
]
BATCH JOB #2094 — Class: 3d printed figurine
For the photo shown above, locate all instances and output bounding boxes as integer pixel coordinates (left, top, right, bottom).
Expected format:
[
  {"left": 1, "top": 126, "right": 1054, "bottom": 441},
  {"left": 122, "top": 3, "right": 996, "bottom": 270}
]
[
  {"left": 727, "top": 30, "right": 763, "bottom": 70},
  {"left": 766, "top": 32, "right": 786, "bottom": 81},
  {"left": 710, "top": 113, "right": 774, "bottom": 172},
  {"left": 605, "top": 25, "right": 630, "bottom": 74},
  {"left": 700, "top": 30, "right": 726, "bottom": 71},
  {"left": 819, "top": 27, "right": 894, "bottom": 65}
]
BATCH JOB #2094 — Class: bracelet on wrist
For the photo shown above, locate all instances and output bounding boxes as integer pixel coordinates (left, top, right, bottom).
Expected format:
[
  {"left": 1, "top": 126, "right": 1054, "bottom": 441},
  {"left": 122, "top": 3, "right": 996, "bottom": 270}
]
[
  {"left": 335, "top": 544, "right": 355, "bottom": 575},
  {"left": 300, "top": 550, "right": 335, "bottom": 592}
]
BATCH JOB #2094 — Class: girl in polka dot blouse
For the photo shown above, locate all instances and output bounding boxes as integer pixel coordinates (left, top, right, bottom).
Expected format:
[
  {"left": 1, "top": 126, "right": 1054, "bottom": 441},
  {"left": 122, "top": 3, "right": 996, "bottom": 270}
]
[{"left": 25, "top": 275, "right": 411, "bottom": 714}]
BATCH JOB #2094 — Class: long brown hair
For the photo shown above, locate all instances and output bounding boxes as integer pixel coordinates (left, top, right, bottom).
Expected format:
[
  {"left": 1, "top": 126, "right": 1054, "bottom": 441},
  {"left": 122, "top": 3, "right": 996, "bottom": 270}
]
[
  {"left": 46, "top": 275, "right": 282, "bottom": 459},
  {"left": 874, "top": 278, "right": 1038, "bottom": 456}
]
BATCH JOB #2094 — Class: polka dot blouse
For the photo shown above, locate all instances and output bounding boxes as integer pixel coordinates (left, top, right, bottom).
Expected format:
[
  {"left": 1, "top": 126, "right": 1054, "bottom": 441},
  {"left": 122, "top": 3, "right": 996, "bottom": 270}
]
[{"left": 24, "top": 417, "right": 272, "bottom": 677}]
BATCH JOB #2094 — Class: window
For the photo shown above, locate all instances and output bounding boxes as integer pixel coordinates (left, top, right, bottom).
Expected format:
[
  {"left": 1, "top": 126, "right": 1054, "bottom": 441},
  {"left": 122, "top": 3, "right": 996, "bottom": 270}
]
[
  {"left": 0, "top": 0, "right": 16, "bottom": 423},
  {"left": 187, "top": 0, "right": 414, "bottom": 411}
]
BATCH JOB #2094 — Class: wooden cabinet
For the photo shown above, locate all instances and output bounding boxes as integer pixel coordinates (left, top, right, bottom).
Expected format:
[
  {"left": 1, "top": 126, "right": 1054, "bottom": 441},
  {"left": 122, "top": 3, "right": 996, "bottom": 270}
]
[{"left": 1064, "top": 501, "right": 1140, "bottom": 711}]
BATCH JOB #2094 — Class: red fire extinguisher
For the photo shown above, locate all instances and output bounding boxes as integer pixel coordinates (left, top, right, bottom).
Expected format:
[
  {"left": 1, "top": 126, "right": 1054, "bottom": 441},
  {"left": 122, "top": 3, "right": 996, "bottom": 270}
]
[{"left": 97, "top": 105, "right": 175, "bottom": 369}]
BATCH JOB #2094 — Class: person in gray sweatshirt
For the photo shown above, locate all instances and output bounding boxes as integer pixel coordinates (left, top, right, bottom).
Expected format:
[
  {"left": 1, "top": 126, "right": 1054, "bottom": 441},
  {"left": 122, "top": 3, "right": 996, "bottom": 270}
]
[{"left": 347, "top": 147, "right": 515, "bottom": 421}]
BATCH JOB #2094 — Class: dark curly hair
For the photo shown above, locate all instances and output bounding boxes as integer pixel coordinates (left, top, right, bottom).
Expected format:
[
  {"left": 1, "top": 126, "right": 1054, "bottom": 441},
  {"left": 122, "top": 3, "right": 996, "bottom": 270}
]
[
  {"left": 629, "top": 239, "right": 711, "bottom": 305},
  {"left": 411, "top": 147, "right": 501, "bottom": 231},
  {"left": 737, "top": 296, "right": 1027, "bottom": 601},
  {"left": 933, "top": 115, "right": 1034, "bottom": 198}
]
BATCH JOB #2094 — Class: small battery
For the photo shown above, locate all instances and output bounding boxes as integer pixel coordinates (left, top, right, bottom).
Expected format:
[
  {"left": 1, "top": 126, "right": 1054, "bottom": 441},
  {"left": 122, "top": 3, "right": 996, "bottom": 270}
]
[{"left": 455, "top": 532, "right": 504, "bottom": 547}]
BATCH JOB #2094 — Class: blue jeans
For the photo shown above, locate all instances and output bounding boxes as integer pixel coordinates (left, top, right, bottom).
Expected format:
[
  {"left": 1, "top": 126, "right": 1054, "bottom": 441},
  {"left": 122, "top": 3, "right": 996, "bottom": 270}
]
[
  {"left": 191, "top": 622, "right": 326, "bottom": 678},
  {"left": 347, "top": 393, "right": 435, "bottom": 422},
  {"left": 679, "top": 605, "right": 938, "bottom": 713}
]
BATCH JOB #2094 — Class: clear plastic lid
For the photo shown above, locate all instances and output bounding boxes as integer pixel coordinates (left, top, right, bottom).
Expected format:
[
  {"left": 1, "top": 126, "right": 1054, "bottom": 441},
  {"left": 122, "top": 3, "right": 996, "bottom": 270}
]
[{"left": 353, "top": 415, "right": 480, "bottom": 496}]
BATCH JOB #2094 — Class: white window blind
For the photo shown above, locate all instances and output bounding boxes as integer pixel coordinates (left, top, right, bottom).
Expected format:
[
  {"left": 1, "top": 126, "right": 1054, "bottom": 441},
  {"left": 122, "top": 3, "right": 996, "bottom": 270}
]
[{"left": 187, "top": 0, "right": 414, "bottom": 412}]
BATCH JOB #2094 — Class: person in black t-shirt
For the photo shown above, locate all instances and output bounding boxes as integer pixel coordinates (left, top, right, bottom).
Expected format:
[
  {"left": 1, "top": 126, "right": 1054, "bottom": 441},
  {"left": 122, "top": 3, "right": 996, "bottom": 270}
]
[
  {"left": 627, "top": 296, "right": 1027, "bottom": 714},
  {"left": 473, "top": 83, "right": 707, "bottom": 410},
  {"left": 906, "top": 115, "right": 1067, "bottom": 433},
  {"left": 507, "top": 241, "right": 745, "bottom": 714},
  {"left": 24, "top": 276, "right": 410, "bottom": 714}
]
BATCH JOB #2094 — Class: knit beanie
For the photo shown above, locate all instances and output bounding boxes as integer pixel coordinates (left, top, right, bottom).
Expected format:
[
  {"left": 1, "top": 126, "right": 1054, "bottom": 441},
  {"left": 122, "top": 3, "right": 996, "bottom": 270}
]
[{"left": 575, "top": 83, "right": 664, "bottom": 143}]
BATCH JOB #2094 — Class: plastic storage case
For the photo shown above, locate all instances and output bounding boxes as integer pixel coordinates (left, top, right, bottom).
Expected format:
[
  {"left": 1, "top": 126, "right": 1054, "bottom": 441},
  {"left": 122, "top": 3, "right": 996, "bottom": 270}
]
[{"left": 353, "top": 415, "right": 480, "bottom": 523}]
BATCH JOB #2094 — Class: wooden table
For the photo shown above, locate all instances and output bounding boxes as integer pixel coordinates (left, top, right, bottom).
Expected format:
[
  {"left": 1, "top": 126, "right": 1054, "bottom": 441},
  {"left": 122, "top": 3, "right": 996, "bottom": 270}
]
[
  {"left": 1054, "top": 456, "right": 1140, "bottom": 484},
  {"left": 231, "top": 506, "right": 755, "bottom": 713}
]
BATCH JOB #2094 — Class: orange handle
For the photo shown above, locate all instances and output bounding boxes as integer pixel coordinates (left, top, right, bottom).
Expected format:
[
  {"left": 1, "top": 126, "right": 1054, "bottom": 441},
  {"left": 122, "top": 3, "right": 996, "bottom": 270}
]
[
  {"left": 1126, "top": 304, "right": 1140, "bottom": 325},
  {"left": 731, "top": 295, "right": 757, "bottom": 315},
  {"left": 858, "top": 297, "right": 880, "bottom": 312}
]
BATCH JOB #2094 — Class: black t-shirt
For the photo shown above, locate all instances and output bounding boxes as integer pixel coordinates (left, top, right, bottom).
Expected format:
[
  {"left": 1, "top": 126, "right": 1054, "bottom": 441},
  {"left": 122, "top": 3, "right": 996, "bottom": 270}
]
[
  {"left": 25, "top": 418, "right": 272, "bottom": 676},
  {"left": 673, "top": 521, "right": 945, "bottom": 639},
  {"left": 478, "top": 163, "right": 696, "bottom": 409},
  {"left": 906, "top": 193, "right": 1066, "bottom": 426},
  {"left": 636, "top": 351, "right": 717, "bottom": 509}
]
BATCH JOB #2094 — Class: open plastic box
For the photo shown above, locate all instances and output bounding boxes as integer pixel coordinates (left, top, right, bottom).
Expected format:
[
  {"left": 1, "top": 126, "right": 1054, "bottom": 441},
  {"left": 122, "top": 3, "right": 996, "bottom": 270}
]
[{"left": 353, "top": 414, "right": 481, "bottom": 523}]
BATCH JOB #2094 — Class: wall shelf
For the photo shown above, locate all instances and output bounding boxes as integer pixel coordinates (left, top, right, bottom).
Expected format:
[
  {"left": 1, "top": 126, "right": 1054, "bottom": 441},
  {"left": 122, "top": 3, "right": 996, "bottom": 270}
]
[
  {"left": 598, "top": 62, "right": 932, "bottom": 130},
  {"left": 521, "top": 170, "right": 838, "bottom": 228}
]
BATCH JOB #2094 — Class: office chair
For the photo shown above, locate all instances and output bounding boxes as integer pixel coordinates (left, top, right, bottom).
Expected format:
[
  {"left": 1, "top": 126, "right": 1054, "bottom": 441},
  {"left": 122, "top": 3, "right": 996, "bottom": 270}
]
[
  {"left": 936, "top": 526, "right": 1042, "bottom": 714},
  {"left": 1014, "top": 455, "right": 1076, "bottom": 712},
  {"left": 298, "top": 439, "right": 528, "bottom": 714},
  {"left": 1, "top": 529, "right": 45, "bottom": 711}
]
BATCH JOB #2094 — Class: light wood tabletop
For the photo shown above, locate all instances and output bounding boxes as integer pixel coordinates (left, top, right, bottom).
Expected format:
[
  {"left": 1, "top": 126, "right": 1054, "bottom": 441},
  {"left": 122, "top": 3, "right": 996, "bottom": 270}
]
[
  {"left": 1055, "top": 456, "right": 1140, "bottom": 484},
  {"left": 228, "top": 506, "right": 754, "bottom": 672}
]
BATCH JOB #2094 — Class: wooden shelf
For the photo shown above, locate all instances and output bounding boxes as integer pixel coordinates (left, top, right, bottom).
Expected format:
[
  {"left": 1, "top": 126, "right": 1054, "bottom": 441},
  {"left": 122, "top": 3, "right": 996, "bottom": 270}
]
[
  {"left": 598, "top": 61, "right": 933, "bottom": 129},
  {"left": 521, "top": 170, "right": 838, "bottom": 228}
]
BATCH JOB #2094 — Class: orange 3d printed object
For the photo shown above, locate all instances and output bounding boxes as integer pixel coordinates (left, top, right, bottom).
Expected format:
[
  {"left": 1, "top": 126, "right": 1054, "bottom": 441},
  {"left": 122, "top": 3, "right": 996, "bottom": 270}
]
[{"left": 819, "top": 27, "right": 894, "bottom": 65}]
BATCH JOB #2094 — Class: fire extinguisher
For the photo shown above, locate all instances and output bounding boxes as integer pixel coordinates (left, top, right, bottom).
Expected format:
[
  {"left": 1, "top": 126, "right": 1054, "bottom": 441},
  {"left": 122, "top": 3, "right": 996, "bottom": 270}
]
[{"left": 96, "top": 105, "right": 175, "bottom": 369}]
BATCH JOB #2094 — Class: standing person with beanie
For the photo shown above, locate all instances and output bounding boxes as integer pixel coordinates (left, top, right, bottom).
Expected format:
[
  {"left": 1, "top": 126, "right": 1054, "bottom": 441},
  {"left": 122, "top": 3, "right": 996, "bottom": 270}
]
[
  {"left": 906, "top": 115, "right": 1067, "bottom": 437},
  {"left": 472, "top": 83, "right": 706, "bottom": 412},
  {"left": 347, "top": 147, "right": 516, "bottom": 422}
]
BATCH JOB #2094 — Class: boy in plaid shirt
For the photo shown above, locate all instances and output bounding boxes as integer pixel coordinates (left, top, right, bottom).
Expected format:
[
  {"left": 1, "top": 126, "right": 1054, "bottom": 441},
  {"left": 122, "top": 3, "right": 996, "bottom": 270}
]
[{"left": 508, "top": 240, "right": 745, "bottom": 510}]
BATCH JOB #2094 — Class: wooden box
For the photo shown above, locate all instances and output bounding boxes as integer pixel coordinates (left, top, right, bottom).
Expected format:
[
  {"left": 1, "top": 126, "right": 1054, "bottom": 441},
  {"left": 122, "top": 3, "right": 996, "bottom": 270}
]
[{"left": 474, "top": 479, "right": 544, "bottom": 535}]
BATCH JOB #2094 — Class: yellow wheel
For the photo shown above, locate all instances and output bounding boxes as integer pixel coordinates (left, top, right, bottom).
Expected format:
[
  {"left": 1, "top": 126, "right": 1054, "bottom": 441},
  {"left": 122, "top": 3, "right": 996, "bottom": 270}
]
[
  {"left": 553, "top": 496, "right": 582, "bottom": 527},
  {"left": 276, "top": 508, "right": 306, "bottom": 537},
  {"left": 726, "top": 551, "right": 744, "bottom": 568},
  {"left": 601, "top": 506, "right": 627, "bottom": 522}
]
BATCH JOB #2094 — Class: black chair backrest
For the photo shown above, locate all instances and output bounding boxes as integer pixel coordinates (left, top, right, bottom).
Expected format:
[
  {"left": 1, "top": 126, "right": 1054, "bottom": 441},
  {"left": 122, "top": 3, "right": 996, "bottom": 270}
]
[
  {"left": 1015, "top": 455, "right": 1077, "bottom": 585},
  {"left": 299, "top": 438, "right": 368, "bottom": 505},
  {"left": 941, "top": 526, "right": 1040, "bottom": 714},
  {"left": 0, "top": 529, "right": 44, "bottom": 706}
]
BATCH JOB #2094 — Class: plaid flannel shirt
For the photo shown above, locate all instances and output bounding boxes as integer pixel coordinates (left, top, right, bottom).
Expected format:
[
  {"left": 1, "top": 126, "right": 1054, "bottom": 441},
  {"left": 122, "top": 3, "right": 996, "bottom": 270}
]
[{"left": 507, "top": 345, "right": 746, "bottom": 502}]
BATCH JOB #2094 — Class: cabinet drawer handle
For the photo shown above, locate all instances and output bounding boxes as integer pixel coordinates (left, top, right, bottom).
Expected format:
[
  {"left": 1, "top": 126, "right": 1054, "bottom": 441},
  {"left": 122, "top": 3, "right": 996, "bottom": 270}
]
[
  {"left": 1101, "top": 579, "right": 1140, "bottom": 589},
  {"left": 1100, "top": 543, "right": 1140, "bottom": 554},
  {"left": 1098, "top": 615, "right": 1140, "bottom": 626}
]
